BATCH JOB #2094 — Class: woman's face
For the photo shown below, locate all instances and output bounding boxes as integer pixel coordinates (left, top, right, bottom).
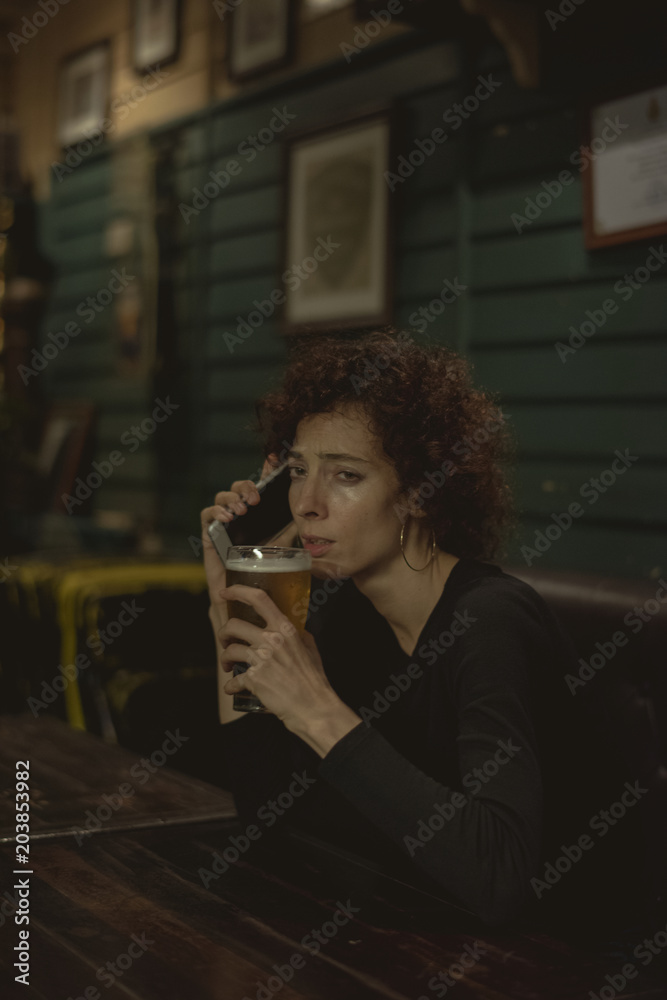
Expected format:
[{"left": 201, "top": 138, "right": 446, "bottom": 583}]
[{"left": 287, "top": 405, "right": 407, "bottom": 581}]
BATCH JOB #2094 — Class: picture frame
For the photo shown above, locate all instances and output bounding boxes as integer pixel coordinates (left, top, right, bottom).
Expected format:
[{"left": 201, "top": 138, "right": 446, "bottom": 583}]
[
  {"left": 34, "top": 401, "right": 97, "bottom": 514},
  {"left": 133, "top": 0, "right": 181, "bottom": 75},
  {"left": 227, "top": 0, "right": 295, "bottom": 83},
  {"left": 57, "top": 42, "right": 110, "bottom": 150},
  {"left": 281, "top": 109, "right": 396, "bottom": 335},
  {"left": 582, "top": 78, "right": 667, "bottom": 249}
]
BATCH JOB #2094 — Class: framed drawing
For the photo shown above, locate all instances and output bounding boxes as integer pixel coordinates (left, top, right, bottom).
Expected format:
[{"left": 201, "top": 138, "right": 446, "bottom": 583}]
[
  {"left": 133, "top": 0, "right": 181, "bottom": 74},
  {"left": 57, "top": 42, "right": 110, "bottom": 149},
  {"left": 281, "top": 109, "right": 395, "bottom": 335},
  {"left": 34, "top": 401, "right": 97, "bottom": 514},
  {"left": 583, "top": 79, "right": 667, "bottom": 249},
  {"left": 227, "top": 0, "right": 295, "bottom": 83}
]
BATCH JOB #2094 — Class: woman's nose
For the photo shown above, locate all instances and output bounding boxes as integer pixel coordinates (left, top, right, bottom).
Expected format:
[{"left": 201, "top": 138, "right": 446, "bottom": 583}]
[{"left": 292, "top": 475, "right": 325, "bottom": 517}]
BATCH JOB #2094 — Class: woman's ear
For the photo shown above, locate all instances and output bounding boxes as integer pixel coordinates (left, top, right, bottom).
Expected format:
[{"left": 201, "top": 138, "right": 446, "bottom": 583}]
[{"left": 394, "top": 490, "right": 428, "bottom": 522}]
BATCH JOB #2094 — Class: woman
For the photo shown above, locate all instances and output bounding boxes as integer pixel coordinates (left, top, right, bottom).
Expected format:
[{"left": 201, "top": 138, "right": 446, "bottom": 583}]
[{"left": 200, "top": 330, "right": 595, "bottom": 929}]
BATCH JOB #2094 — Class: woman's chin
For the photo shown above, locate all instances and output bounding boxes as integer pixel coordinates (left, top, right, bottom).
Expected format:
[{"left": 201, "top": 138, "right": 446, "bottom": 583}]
[{"left": 309, "top": 557, "right": 348, "bottom": 582}]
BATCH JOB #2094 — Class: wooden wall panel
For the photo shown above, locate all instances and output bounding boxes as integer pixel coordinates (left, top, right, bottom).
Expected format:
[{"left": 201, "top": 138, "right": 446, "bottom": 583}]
[{"left": 35, "top": 34, "right": 666, "bottom": 576}]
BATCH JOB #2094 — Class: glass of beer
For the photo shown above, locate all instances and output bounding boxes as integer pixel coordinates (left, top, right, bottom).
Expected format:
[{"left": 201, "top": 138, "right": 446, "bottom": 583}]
[{"left": 225, "top": 546, "right": 312, "bottom": 712}]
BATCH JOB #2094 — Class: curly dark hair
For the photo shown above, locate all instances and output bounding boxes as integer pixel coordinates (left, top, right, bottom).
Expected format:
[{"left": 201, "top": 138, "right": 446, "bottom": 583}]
[{"left": 253, "top": 329, "right": 518, "bottom": 561}]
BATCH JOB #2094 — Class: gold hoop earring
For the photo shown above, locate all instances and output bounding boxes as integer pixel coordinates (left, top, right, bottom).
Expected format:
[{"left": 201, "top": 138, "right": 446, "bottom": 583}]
[{"left": 400, "top": 520, "right": 436, "bottom": 572}]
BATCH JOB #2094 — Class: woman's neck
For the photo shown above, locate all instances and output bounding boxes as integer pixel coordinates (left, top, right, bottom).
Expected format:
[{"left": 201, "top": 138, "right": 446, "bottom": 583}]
[{"left": 353, "top": 549, "right": 460, "bottom": 657}]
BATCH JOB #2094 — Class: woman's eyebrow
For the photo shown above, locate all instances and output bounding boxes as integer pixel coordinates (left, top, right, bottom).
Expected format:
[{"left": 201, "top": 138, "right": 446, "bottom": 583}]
[{"left": 287, "top": 449, "right": 371, "bottom": 464}]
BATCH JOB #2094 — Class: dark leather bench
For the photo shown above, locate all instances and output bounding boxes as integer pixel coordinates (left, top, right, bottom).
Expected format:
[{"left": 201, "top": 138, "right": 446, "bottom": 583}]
[{"left": 504, "top": 563, "right": 667, "bottom": 927}]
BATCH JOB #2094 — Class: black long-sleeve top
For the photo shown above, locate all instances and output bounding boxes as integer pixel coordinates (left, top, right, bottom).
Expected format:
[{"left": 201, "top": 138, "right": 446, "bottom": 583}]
[{"left": 218, "top": 557, "right": 623, "bottom": 928}]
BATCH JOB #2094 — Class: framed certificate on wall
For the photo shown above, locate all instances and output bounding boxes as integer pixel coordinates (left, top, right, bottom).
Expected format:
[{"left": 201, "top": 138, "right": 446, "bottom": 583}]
[{"left": 583, "top": 80, "right": 667, "bottom": 249}]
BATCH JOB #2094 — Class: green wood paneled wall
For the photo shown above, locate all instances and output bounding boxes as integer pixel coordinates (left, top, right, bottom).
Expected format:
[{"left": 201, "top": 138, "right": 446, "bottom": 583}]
[{"left": 38, "top": 35, "right": 666, "bottom": 577}]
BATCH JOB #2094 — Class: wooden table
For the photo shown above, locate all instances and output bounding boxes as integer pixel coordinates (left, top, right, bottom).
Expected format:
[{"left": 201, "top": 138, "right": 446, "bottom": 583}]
[{"left": 1, "top": 715, "right": 665, "bottom": 999}]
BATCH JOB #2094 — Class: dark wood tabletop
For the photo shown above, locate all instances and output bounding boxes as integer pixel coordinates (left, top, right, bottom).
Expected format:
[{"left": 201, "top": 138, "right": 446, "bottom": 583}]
[
  {"left": 1, "top": 714, "right": 665, "bottom": 1000},
  {"left": 0, "top": 714, "right": 236, "bottom": 842}
]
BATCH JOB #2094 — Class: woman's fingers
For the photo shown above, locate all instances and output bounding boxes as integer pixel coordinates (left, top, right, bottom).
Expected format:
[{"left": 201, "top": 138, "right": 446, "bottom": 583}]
[
  {"left": 202, "top": 467, "right": 269, "bottom": 534},
  {"left": 201, "top": 504, "right": 235, "bottom": 531},
  {"left": 260, "top": 453, "right": 281, "bottom": 479},
  {"left": 227, "top": 480, "right": 261, "bottom": 505},
  {"left": 220, "top": 585, "right": 294, "bottom": 637}
]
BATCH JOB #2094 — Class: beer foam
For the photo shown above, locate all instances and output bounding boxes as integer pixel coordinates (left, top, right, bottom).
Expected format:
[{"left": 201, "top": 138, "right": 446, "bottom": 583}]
[{"left": 225, "top": 558, "right": 310, "bottom": 573}]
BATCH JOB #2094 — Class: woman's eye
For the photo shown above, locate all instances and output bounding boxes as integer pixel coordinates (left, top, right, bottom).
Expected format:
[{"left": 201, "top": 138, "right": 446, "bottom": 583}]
[{"left": 288, "top": 466, "right": 359, "bottom": 482}]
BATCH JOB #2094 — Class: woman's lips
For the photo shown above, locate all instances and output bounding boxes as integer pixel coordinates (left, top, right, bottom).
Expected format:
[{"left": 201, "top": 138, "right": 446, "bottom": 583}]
[{"left": 302, "top": 536, "right": 334, "bottom": 556}]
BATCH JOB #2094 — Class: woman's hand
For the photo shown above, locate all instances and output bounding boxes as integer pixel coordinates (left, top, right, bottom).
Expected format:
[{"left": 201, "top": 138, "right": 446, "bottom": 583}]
[
  {"left": 200, "top": 454, "right": 280, "bottom": 723},
  {"left": 218, "top": 584, "right": 361, "bottom": 756}
]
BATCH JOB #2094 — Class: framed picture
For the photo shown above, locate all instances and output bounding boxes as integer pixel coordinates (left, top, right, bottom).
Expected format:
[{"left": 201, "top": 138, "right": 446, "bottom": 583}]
[
  {"left": 33, "top": 401, "right": 97, "bottom": 514},
  {"left": 57, "top": 42, "right": 110, "bottom": 149},
  {"left": 133, "top": 0, "right": 181, "bottom": 74},
  {"left": 281, "top": 109, "right": 395, "bottom": 335},
  {"left": 583, "top": 78, "right": 667, "bottom": 249},
  {"left": 227, "top": 0, "right": 295, "bottom": 83}
]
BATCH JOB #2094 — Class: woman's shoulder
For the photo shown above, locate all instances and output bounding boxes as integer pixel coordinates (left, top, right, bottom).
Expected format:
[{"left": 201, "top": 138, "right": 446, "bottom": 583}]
[
  {"left": 424, "top": 557, "right": 580, "bottom": 683},
  {"left": 441, "top": 556, "right": 561, "bottom": 627}
]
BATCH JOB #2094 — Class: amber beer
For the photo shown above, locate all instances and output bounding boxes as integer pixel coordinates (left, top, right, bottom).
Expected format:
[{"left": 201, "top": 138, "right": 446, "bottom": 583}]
[{"left": 225, "top": 546, "right": 312, "bottom": 712}]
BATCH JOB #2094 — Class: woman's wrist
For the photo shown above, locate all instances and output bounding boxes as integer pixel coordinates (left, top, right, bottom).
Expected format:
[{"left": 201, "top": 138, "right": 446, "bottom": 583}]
[{"left": 287, "top": 697, "right": 362, "bottom": 759}]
